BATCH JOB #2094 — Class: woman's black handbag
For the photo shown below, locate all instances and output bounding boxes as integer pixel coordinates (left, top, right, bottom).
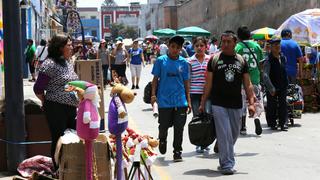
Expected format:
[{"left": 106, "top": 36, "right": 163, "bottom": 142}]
[{"left": 188, "top": 113, "right": 216, "bottom": 147}]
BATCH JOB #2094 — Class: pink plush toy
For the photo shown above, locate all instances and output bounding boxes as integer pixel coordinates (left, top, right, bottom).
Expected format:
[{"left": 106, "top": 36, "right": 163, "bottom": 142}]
[{"left": 66, "top": 81, "right": 100, "bottom": 180}]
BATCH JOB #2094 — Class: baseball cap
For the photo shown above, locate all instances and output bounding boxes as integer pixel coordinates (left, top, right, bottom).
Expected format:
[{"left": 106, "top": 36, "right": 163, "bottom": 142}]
[
  {"left": 100, "top": 39, "right": 106, "bottom": 43},
  {"left": 269, "top": 36, "right": 281, "bottom": 44},
  {"left": 169, "top": 35, "right": 185, "bottom": 46}
]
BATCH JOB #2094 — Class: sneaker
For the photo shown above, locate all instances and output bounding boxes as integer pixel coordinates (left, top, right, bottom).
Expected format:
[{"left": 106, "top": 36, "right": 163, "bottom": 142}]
[
  {"left": 221, "top": 168, "right": 235, "bottom": 175},
  {"left": 270, "top": 126, "right": 277, "bottom": 130},
  {"left": 131, "top": 85, "right": 135, "bottom": 89},
  {"left": 173, "top": 151, "right": 182, "bottom": 162},
  {"left": 135, "top": 85, "right": 140, "bottom": 89},
  {"left": 159, "top": 141, "right": 167, "bottom": 154},
  {"left": 217, "top": 166, "right": 236, "bottom": 175},
  {"left": 240, "top": 127, "right": 247, "bottom": 135},
  {"left": 196, "top": 146, "right": 204, "bottom": 153},
  {"left": 280, "top": 125, "right": 288, "bottom": 131},
  {"left": 254, "top": 118, "right": 263, "bottom": 135},
  {"left": 204, "top": 146, "right": 210, "bottom": 151}
]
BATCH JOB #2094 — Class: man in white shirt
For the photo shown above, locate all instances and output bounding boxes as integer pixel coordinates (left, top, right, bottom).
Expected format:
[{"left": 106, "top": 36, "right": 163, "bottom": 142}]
[
  {"left": 209, "top": 37, "right": 218, "bottom": 55},
  {"left": 159, "top": 40, "right": 168, "bottom": 56},
  {"left": 35, "top": 39, "right": 48, "bottom": 63}
]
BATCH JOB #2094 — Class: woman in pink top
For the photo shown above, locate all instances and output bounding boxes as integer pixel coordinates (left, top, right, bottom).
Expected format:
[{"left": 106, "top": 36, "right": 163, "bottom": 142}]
[{"left": 188, "top": 37, "right": 212, "bottom": 153}]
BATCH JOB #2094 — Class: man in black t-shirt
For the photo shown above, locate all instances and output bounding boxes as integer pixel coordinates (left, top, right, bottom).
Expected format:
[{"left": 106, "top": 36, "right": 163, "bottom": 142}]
[{"left": 199, "top": 31, "right": 255, "bottom": 175}]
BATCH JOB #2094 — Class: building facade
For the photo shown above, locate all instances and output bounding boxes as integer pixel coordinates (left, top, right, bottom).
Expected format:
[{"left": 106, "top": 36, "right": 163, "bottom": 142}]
[
  {"left": 100, "top": 2, "right": 140, "bottom": 39},
  {"left": 143, "top": 0, "right": 178, "bottom": 36},
  {"left": 78, "top": 7, "right": 101, "bottom": 41},
  {"left": 177, "top": 0, "right": 320, "bottom": 37}
]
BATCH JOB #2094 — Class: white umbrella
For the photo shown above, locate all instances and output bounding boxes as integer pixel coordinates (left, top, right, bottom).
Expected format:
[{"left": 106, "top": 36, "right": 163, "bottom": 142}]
[{"left": 275, "top": 9, "right": 320, "bottom": 46}]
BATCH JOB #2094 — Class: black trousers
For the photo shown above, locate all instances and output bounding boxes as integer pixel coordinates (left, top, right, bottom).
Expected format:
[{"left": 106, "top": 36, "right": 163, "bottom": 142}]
[
  {"left": 158, "top": 107, "right": 187, "bottom": 153},
  {"left": 44, "top": 100, "right": 77, "bottom": 169},
  {"left": 266, "top": 90, "right": 288, "bottom": 127}
]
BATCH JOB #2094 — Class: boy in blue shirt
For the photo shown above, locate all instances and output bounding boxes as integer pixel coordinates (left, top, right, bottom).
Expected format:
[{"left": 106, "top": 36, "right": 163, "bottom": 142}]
[{"left": 151, "top": 35, "right": 191, "bottom": 162}]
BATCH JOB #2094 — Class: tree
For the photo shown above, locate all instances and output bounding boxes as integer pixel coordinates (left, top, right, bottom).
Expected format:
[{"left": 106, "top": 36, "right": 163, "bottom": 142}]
[
  {"left": 122, "top": 26, "right": 139, "bottom": 40},
  {"left": 102, "top": 0, "right": 117, "bottom": 6},
  {"left": 110, "top": 23, "right": 125, "bottom": 40},
  {"left": 110, "top": 23, "right": 139, "bottom": 40}
]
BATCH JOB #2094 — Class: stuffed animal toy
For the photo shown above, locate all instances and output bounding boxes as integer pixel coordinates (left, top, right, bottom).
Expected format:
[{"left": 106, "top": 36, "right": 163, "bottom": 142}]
[
  {"left": 108, "top": 83, "right": 135, "bottom": 180},
  {"left": 65, "top": 81, "right": 100, "bottom": 180}
]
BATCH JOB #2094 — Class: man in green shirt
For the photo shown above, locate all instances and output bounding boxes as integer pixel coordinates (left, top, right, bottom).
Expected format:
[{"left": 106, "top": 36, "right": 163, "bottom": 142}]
[
  {"left": 25, "top": 39, "right": 36, "bottom": 81},
  {"left": 235, "top": 26, "right": 263, "bottom": 136}
]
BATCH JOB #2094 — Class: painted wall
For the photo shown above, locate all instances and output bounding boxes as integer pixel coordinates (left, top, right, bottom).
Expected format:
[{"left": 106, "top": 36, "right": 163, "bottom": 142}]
[{"left": 177, "top": 0, "right": 320, "bottom": 37}]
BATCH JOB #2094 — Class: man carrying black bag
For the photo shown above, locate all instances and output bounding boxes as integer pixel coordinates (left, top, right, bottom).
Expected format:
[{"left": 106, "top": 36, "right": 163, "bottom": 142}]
[
  {"left": 188, "top": 112, "right": 215, "bottom": 148},
  {"left": 199, "top": 31, "right": 255, "bottom": 175}
]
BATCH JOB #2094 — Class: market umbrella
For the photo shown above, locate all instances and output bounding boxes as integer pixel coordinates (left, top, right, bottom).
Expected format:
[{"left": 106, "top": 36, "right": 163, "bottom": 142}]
[
  {"left": 251, "top": 27, "right": 276, "bottom": 40},
  {"left": 153, "top": 28, "right": 176, "bottom": 37},
  {"left": 77, "top": 35, "right": 94, "bottom": 40},
  {"left": 145, "top": 35, "right": 158, "bottom": 40},
  {"left": 135, "top": 37, "right": 144, "bottom": 41},
  {"left": 274, "top": 8, "right": 320, "bottom": 46},
  {"left": 122, "top": 38, "right": 133, "bottom": 46},
  {"left": 177, "top": 26, "right": 211, "bottom": 37}
]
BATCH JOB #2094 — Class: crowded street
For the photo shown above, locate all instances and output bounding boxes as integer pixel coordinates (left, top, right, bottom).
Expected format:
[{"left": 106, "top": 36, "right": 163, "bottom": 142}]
[
  {"left": 17, "top": 64, "right": 320, "bottom": 180},
  {"left": 1, "top": 0, "right": 320, "bottom": 180}
]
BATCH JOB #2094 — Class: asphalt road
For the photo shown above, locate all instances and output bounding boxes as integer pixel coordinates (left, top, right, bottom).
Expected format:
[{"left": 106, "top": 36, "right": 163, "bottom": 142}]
[
  {"left": 2, "top": 64, "right": 320, "bottom": 180},
  {"left": 117, "top": 64, "right": 320, "bottom": 180}
]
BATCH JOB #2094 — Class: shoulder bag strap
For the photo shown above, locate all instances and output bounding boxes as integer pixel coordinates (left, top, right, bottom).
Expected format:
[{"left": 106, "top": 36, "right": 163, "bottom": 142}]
[
  {"left": 241, "top": 41, "right": 258, "bottom": 66},
  {"left": 37, "top": 46, "right": 46, "bottom": 60}
]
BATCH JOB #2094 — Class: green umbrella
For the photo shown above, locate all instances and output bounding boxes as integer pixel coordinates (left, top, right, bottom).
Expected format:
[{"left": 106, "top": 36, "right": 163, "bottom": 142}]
[
  {"left": 177, "top": 26, "right": 211, "bottom": 37},
  {"left": 153, "top": 28, "right": 176, "bottom": 37},
  {"left": 251, "top": 27, "right": 276, "bottom": 40}
]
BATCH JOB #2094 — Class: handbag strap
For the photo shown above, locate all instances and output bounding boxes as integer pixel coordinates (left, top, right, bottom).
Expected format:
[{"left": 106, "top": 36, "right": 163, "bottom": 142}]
[
  {"left": 241, "top": 41, "right": 258, "bottom": 66},
  {"left": 37, "top": 46, "right": 46, "bottom": 60}
]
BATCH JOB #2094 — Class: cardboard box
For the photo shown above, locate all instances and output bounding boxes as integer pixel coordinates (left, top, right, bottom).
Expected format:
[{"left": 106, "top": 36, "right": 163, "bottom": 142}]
[
  {"left": 25, "top": 114, "right": 51, "bottom": 158},
  {"left": 59, "top": 136, "right": 112, "bottom": 180},
  {"left": 74, "top": 60, "right": 105, "bottom": 125}
]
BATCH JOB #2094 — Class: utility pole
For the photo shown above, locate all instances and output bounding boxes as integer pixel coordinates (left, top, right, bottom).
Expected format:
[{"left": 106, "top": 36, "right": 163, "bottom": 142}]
[{"left": 3, "top": 0, "right": 26, "bottom": 171}]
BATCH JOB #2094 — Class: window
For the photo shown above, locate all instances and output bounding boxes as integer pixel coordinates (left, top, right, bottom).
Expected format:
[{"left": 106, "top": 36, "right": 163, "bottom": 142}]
[
  {"left": 103, "top": 15, "right": 112, "bottom": 28},
  {"left": 90, "top": 16, "right": 96, "bottom": 19},
  {"left": 80, "top": 16, "right": 86, "bottom": 19},
  {"left": 119, "top": 14, "right": 136, "bottom": 18}
]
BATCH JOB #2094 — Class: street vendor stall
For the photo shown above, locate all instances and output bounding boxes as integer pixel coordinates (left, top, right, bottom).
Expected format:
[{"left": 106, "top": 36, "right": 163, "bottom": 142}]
[
  {"left": 275, "top": 9, "right": 320, "bottom": 112},
  {"left": 274, "top": 8, "right": 320, "bottom": 46}
]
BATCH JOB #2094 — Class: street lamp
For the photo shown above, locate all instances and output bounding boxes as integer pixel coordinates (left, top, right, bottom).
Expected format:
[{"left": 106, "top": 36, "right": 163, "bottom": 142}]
[{"left": 3, "top": 0, "right": 26, "bottom": 171}]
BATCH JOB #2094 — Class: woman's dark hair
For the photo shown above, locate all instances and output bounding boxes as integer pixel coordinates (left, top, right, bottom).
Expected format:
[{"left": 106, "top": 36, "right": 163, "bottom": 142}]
[
  {"left": 211, "top": 37, "right": 217, "bottom": 43},
  {"left": 40, "top": 39, "right": 47, "bottom": 46},
  {"left": 47, "top": 34, "right": 71, "bottom": 66},
  {"left": 192, "top": 36, "right": 208, "bottom": 47},
  {"left": 98, "top": 42, "right": 107, "bottom": 49},
  {"left": 27, "top": 39, "right": 34, "bottom": 45}
]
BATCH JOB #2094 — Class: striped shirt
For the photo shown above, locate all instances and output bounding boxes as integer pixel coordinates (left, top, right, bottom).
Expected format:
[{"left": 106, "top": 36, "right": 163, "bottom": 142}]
[{"left": 188, "top": 54, "right": 211, "bottom": 94}]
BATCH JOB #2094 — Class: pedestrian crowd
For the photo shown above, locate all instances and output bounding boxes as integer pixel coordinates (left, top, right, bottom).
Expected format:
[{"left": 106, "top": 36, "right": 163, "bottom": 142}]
[{"left": 29, "top": 25, "right": 318, "bottom": 175}]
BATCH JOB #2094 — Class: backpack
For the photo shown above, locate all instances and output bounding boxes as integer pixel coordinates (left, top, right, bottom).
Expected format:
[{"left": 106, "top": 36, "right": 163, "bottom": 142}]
[{"left": 143, "top": 82, "right": 152, "bottom": 104}]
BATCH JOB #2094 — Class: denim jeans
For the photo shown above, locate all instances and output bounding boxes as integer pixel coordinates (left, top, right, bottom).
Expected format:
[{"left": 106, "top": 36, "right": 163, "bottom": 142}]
[
  {"left": 190, "top": 94, "right": 212, "bottom": 116},
  {"left": 102, "top": 64, "right": 109, "bottom": 84}
]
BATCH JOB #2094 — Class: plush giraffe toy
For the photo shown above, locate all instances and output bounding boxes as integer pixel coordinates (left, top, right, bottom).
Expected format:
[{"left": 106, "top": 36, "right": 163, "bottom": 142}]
[{"left": 108, "top": 83, "right": 135, "bottom": 180}]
